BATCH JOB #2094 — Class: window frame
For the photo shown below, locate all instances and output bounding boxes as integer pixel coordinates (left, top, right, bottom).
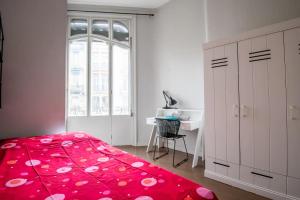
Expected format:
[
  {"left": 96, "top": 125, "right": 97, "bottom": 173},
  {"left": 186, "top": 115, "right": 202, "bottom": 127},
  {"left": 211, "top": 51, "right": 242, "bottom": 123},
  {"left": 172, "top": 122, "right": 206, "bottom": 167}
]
[{"left": 66, "top": 12, "right": 136, "bottom": 117}]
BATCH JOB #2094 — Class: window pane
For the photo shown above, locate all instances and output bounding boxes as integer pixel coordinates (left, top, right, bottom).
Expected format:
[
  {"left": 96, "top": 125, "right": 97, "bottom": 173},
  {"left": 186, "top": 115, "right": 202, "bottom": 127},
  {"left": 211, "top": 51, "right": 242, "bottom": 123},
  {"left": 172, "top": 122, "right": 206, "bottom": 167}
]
[
  {"left": 70, "top": 19, "right": 88, "bottom": 36},
  {"left": 90, "top": 40, "right": 109, "bottom": 116},
  {"left": 113, "top": 20, "right": 129, "bottom": 44},
  {"left": 112, "top": 45, "right": 130, "bottom": 115},
  {"left": 92, "top": 19, "right": 109, "bottom": 38},
  {"left": 68, "top": 40, "right": 88, "bottom": 116}
]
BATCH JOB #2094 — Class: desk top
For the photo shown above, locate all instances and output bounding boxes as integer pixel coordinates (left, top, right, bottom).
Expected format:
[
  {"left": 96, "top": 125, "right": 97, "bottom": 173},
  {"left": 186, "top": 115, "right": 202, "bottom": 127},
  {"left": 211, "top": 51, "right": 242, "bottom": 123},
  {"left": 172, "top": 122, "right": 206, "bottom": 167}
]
[
  {"left": 146, "top": 108, "right": 203, "bottom": 131},
  {"left": 146, "top": 117, "right": 201, "bottom": 131},
  {"left": 156, "top": 108, "right": 203, "bottom": 119}
]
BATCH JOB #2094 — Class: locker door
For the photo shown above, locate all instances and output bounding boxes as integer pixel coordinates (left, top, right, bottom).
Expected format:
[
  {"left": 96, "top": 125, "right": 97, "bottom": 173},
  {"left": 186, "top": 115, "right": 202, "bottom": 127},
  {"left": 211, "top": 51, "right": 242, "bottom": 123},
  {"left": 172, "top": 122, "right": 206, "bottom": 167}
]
[
  {"left": 225, "top": 43, "right": 239, "bottom": 164},
  {"left": 268, "top": 33, "right": 287, "bottom": 176},
  {"left": 239, "top": 32, "right": 286, "bottom": 174},
  {"left": 213, "top": 46, "right": 227, "bottom": 161},
  {"left": 285, "top": 28, "right": 300, "bottom": 179},
  {"left": 204, "top": 43, "right": 239, "bottom": 164},
  {"left": 239, "top": 39, "right": 255, "bottom": 168},
  {"left": 204, "top": 49, "right": 215, "bottom": 159}
]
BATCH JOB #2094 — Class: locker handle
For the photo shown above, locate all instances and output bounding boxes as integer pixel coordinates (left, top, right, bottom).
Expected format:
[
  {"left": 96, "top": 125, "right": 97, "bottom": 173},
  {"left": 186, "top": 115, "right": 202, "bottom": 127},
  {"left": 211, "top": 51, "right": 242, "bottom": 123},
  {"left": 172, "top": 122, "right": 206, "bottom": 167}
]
[
  {"left": 241, "top": 105, "right": 248, "bottom": 118},
  {"left": 289, "top": 105, "right": 297, "bottom": 120},
  {"left": 232, "top": 104, "right": 239, "bottom": 118},
  {"left": 213, "top": 162, "right": 230, "bottom": 168},
  {"left": 251, "top": 172, "right": 273, "bottom": 179}
]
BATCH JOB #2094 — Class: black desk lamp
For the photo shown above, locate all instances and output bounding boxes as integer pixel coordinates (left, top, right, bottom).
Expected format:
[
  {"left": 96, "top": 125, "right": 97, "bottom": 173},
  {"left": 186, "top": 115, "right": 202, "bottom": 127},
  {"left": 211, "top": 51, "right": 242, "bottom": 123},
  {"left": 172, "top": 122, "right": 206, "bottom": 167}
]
[{"left": 162, "top": 90, "right": 178, "bottom": 109}]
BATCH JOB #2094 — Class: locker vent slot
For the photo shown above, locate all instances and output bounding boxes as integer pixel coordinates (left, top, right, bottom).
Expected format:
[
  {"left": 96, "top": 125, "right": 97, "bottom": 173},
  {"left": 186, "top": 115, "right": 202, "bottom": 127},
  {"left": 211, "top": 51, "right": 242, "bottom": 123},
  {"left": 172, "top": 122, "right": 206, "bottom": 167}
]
[
  {"left": 249, "top": 49, "right": 271, "bottom": 62},
  {"left": 211, "top": 57, "right": 228, "bottom": 68},
  {"left": 298, "top": 43, "right": 300, "bottom": 54},
  {"left": 251, "top": 172, "right": 273, "bottom": 179},
  {"left": 213, "top": 161, "right": 230, "bottom": 168}
]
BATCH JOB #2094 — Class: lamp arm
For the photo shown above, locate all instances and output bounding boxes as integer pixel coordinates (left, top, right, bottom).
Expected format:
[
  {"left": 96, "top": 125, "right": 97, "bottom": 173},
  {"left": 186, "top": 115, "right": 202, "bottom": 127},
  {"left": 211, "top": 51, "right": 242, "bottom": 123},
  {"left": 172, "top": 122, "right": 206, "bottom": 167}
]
[{"left": 163, "top": 91, "right": 170, "bottom": 99}]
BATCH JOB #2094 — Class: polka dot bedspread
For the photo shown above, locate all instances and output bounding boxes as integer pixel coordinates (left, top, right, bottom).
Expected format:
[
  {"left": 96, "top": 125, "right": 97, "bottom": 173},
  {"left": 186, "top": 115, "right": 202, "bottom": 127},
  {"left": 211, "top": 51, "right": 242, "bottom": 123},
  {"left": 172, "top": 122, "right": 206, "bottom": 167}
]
[{"left": 0, "top": 132, "right": 218, "bottom": 200}]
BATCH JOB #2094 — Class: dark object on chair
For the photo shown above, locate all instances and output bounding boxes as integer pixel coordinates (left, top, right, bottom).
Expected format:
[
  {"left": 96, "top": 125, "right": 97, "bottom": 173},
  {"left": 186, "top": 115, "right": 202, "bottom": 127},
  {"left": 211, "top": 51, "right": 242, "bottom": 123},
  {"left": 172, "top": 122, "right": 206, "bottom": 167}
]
[
  {"left": 153, "top": 118, "right": 188, "bottom": 167},
  {"left": 0, "top": 12, "right": 4, "bottom": 109},
  {"left": 162, "top": 90, "right": 177, "bottom": 109}
]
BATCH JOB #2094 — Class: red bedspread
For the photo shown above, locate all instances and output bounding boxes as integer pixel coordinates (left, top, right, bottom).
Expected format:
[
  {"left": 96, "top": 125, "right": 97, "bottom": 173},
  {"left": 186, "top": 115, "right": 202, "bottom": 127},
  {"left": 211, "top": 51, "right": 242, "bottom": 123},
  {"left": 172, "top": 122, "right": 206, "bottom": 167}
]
[{"left": 0, "top": 132, "right": 217, "bottom": 200}]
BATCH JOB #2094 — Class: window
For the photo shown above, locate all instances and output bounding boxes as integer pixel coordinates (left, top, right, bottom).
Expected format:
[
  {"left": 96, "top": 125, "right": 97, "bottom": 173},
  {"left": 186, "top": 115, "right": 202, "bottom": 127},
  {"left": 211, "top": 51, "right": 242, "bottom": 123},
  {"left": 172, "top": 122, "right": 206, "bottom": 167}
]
[
  {"left": 112, "top": 44, "right": 130, "bottom": 115},
  {"left": 68, "top": 16, "right": 132, "bottom": 117},
  {"left": 90, "top": 40, "right": 109, "bottom": 116},
  {"left": 68, "top": 39, "right": 88, "bottom": 116}
]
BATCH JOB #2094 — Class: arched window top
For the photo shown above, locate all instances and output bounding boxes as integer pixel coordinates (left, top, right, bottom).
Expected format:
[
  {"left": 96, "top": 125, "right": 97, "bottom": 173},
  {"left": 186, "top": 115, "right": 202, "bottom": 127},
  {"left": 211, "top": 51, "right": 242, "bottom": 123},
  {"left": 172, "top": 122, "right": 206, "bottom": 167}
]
[
  {"left": 92, "top": 19, "right": 109, "bottom": 38},
  {"left": 70, "top": 18, "right": 88, "bottom": 36},
  {"left": 69, "top": 17, "right": 130, "bottom": 46},
  {"left": 113, "top": 20, "right": 129, "bottom": 44}
]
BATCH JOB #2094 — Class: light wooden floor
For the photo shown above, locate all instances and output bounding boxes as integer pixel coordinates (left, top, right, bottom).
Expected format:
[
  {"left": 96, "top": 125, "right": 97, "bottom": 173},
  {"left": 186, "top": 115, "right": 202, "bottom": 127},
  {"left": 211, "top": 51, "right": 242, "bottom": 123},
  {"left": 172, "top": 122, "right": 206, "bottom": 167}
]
[{"left": 118, "top": 146, "right": 270, "bottom": 200}]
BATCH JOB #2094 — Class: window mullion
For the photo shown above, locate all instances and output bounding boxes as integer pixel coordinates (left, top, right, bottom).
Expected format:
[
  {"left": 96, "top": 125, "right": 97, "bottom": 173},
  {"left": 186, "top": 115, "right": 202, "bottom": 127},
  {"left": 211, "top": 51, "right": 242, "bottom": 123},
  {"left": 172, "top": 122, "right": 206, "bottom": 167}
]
[
  {"left": 108, "top": 21, "right": 113, "bottom": 116},
  {"left": 87, "top": 36, "right": 91, "bottom": 117}
]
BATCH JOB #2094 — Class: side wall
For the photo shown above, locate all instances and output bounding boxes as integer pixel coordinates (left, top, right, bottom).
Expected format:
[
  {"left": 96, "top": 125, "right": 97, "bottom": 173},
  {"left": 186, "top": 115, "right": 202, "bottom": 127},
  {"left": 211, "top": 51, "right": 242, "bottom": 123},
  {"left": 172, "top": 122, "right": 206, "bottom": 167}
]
[
  {"left": 0, "top": 0, "right": 67, "bottom": 139},
  {"left": 206, "top": 0, "right": 300, "bottom": 41},
  {"left": 138, "top": 0, "right": 206, "bottom": 154}
]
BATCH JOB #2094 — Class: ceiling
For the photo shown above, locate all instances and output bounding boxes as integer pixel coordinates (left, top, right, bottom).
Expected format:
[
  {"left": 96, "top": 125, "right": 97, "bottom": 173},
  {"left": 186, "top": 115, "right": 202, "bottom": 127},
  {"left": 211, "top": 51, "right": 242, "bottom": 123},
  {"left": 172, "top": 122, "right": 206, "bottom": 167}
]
[{"left": 67, "top": 0, "right": 171, "bottom": 9}]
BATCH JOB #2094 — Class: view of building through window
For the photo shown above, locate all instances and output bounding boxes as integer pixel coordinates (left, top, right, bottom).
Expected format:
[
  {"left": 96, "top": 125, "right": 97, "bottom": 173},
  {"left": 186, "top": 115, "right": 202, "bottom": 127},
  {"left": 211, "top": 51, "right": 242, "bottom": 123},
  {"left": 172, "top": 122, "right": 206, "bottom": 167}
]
[{"left": 68, "top": 40, "right": 88, "bottom": 116}]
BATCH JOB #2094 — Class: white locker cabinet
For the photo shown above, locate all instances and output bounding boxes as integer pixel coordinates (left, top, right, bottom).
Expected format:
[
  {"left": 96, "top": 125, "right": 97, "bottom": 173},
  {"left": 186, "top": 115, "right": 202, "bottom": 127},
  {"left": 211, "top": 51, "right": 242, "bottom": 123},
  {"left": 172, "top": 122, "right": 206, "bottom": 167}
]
[
  {"left": 239, "top": 32, "right": 287, "bottom": 175},
  {"left": 204, "top": 43, "right": 239, "bottom": 165},
  {"left": 285, "top": 28, "right": 300, "bottom": 180},
  {"left": 203, "top": 17, "right": 300, "bottom": 200}
]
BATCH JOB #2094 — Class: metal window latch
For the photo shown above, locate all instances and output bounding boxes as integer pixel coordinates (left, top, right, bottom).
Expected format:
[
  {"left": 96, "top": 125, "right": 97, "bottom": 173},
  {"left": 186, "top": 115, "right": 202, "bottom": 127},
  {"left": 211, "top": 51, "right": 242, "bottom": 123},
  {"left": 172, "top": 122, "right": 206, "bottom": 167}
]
[{"left": 130, "top": 37, "right": 133, "bottom": 47}]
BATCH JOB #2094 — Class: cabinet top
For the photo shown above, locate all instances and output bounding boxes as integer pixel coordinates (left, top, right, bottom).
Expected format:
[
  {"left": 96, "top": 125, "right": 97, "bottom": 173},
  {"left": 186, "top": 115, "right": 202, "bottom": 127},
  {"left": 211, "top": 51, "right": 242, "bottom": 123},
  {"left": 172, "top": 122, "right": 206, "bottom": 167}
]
[{"left": 203, "top": 17, "right": 300, "bottom": 50}]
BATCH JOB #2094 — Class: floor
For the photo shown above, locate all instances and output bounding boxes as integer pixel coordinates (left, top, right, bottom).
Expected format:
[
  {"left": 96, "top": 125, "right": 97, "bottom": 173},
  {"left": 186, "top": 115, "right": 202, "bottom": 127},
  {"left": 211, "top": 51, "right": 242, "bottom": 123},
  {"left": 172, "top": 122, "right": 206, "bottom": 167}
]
[{"left": 118, "top": 146, "right": 270, "bottom": 200}]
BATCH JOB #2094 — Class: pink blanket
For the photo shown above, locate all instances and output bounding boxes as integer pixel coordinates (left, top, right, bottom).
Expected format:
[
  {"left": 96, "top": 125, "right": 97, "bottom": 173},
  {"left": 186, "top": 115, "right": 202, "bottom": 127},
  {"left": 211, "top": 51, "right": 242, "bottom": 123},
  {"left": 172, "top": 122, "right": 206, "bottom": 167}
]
[{"left": 0, "top": 132, "right": 217, "bottom": 200}]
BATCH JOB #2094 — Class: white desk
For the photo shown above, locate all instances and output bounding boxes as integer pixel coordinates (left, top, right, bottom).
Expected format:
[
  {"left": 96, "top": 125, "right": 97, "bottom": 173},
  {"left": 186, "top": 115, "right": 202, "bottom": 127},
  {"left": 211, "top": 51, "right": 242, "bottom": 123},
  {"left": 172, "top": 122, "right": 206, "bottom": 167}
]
[{"left": 146, "top": 108, "right": 204, "bottom": 168}]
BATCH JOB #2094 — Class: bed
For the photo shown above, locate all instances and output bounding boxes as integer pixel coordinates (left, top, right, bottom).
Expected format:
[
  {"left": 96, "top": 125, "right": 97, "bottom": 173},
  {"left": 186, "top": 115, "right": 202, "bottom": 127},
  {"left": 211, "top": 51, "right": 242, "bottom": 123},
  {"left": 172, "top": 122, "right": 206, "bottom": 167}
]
[{"left": 0, "top": 132, "right": 218, "bottom": 200}]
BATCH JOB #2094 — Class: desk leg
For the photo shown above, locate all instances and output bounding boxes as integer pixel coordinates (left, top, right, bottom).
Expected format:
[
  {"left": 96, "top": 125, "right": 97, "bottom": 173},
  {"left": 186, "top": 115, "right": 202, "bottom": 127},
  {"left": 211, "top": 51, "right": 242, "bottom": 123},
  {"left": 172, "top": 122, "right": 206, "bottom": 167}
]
[
  {"left": 192, "top": 127, "right": 203, "bottom": 168},
  {"left": 201, "top": 132, "right": 205, "bottom": 161},
  {"left": 146, "top": 126, "right": 157, "bottom": 152}
]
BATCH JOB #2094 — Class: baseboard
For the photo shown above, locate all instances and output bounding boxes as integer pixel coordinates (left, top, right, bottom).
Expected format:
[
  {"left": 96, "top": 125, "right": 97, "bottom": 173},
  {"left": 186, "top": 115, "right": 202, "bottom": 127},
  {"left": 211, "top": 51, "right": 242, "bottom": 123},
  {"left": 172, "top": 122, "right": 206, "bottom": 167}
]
[{"left": 204, "top": 170, "right": 300, "bottom": 200}]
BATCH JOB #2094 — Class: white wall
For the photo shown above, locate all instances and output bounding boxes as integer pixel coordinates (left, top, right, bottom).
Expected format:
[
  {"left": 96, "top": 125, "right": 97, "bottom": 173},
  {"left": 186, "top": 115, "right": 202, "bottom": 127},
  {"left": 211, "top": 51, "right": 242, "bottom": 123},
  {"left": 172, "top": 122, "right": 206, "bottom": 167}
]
[
  {"left": 206, "top": 0, "right": 300, "bottom": 41},
  {"left": 136, "top": 16, "right": 156, "bottom": 146},
  {"left": 137, "top": 0, "right": 206, "bottom": 154},
  {"left": 0, "top": 0, "right": 67, "bottom": 139}
]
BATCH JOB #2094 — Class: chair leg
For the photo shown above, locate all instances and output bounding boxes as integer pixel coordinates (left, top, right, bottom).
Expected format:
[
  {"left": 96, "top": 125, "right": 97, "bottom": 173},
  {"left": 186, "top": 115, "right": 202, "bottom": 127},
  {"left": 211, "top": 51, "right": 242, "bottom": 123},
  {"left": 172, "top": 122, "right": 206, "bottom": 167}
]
[
  {"left": 166, "top": 138, "right": 169, "bottom": 154},
  {"left": 172, "top": 137, "right": 189, "bottom": 168},
  {"left": 183, "top": 137, "right": 189, "bottom": 160},
  {"left": 153, "top": 135, "right": 158, "bottom": 160},
  {"left": 172, "top": 139, "right": 176, "bottom": 167},
  {"left": 153, "top": 136, "right": 169, "bottom": 161}
]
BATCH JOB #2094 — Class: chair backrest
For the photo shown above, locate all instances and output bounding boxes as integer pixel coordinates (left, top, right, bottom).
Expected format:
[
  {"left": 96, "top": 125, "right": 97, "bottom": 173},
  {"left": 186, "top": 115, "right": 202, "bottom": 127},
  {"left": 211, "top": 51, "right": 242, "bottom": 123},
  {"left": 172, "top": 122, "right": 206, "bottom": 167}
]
[{"left": 155, "top": 118, "right": 181, "bottom": 137}]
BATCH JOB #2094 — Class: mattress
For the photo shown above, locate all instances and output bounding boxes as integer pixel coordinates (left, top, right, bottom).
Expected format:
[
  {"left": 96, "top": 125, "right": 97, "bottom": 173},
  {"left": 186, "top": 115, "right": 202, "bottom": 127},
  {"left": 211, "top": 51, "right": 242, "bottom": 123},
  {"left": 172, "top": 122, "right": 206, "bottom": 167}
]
[{"left": 0, "top": 132, "right": 217, "bottom": 200}]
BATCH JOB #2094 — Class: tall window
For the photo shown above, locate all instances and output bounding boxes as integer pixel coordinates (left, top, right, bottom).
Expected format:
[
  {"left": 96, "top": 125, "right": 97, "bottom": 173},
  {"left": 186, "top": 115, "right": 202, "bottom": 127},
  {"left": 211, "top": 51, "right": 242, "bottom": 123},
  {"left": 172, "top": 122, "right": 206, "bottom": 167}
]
[{"left": 68, "top": 16, "right": 132, "bottom": 116}]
